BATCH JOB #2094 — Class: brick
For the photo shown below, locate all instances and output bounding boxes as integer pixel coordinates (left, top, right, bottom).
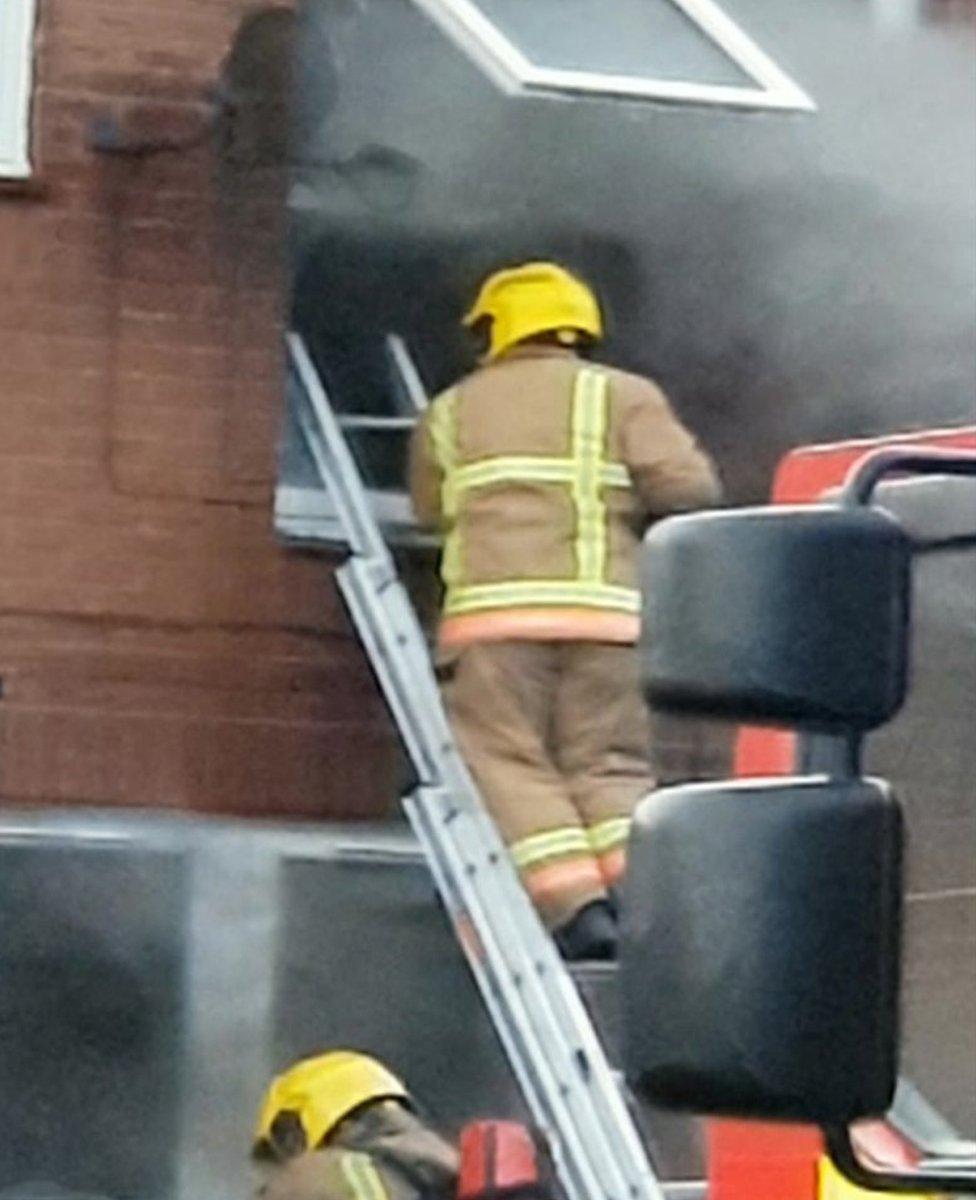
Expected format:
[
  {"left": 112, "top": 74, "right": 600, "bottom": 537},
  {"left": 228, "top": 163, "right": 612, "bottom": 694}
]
[
  {"left": 222, "top": 398, "right": 279, "bottom": 483},
  {"left": 117, "top": 371, "right": 224, "bottom": 409},
  {"left": 50, "top": 6, "right": 240, "bottom": 51},
  {"left": 43, "top": 42, "right": 220, "bottom": 93},
  {"left": 236, "top": 298, "right": 287, "bottom": 344},
  {"left": 107, "top": 456, "right": 264, "bottom": 507},
  {"left": 0, "top": 425, "right": 103, "bottom": 464},
  {"left": 118, "top": 280, "right": 228, "bottom": 322},
  {"left": 45, "top": 173, "right": 210, "bottom": 224},
  {"left": 115, "top": 243, "right": 221, "bottom": 288},
  {"left": 0, "top": 331, "right": 105, "bottom": 375},
  {"left": 125, "top": 192, "right": 216, "bottom": 227},
  {"left": 116, "top": 216, "right": 216, "bottom": 262},
  {"left": 1, "top": 367, "right": 107, "bottom": 409},
  {"left": 235, "top": 346, "right": 283, "bottom": 381},
  {"left": 111, "top": 406, "right": 227, "bottom": 452},
  {"left": 118, "top": 310, "right": 230, "bottom": 348},
  {"left": 1, "top": 457, "right": 114, "bottom": 523},
  {"left": 0, "top": 296, "right": 107, "bottom": 340},
  {"left": 13, "top": 264, "right": 115, "bottom": 308},
  {"left": 116, "top": 337, "right": 230, "bottom": 380},
  {"left": 6, "top": 235, "right": 115, "bottom": 291}
]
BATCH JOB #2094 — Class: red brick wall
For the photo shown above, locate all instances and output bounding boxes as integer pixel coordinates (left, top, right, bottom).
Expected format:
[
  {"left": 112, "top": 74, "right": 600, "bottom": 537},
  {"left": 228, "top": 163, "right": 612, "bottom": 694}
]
[{"left": 0, "top": 0, "right": 400, "bottom": 818}]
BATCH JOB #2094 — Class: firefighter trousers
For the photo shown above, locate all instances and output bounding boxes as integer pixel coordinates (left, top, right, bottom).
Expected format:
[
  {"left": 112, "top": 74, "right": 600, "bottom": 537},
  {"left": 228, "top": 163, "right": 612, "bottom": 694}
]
[{"left": 439, "top": 639, "right": 655, "bottom": 930}]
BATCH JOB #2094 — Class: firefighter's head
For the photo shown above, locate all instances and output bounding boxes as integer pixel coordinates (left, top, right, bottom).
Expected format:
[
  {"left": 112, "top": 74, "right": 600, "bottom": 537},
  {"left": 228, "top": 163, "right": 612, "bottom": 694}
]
[
  {"left": 464, "top": 261, "right": 603, "bottom": 362},
  {"left": 252, "top": 1050, "right": 412, "bottom": 1162}
]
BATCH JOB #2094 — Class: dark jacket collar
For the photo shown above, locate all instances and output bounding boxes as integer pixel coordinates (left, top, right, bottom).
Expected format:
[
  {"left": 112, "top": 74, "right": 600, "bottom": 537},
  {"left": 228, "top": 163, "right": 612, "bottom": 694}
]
[{"left": 493, "top": 344, "right": 581, "bottom": 365}]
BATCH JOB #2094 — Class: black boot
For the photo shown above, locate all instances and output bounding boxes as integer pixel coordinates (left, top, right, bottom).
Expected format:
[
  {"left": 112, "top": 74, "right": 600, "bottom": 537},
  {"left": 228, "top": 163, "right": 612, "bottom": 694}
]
[{"left": 553, "top": 899, "right": 618, "bottom": 962}]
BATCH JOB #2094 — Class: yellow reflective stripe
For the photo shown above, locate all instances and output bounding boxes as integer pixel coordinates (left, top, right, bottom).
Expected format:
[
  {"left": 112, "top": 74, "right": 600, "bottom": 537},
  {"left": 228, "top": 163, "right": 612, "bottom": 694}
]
[
  {"left": 571, "top": 369, "right": 611, "bottom": 583},
  {"left": 446, "top": 580, "right": 640, "bottom": 616},
  {"left": 428, "top": 389, "right": 462, "bottom": 590},
  {"left": 602, "top": 461, "right": 631, "bottom": 488},
  {"left": 340, "top": 1152, "right": 389, "bottom": 1200},
  {"left": 428, "top": 388, "right": 458, "bottom": 479},
  {"left": 455, "top": 456, "right": 570, "bottom": 490},
  {"left": 511, "top": 826, "right": 592, "bottom": 870},
  {"left": 588, "top": 817, "right": 632, "bottom": 855},
  {"left": 452, "top": 456, "right": 631, "bottom": 493}
]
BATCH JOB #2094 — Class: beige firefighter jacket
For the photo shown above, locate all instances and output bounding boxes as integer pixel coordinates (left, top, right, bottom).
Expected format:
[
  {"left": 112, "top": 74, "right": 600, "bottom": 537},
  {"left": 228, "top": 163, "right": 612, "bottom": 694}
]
[
  {"left": 254, "top": 1103, "right": 459, "bottom": 1200},
  {"left": 409, "top": 345, "right": 720, "bottom": 648}
]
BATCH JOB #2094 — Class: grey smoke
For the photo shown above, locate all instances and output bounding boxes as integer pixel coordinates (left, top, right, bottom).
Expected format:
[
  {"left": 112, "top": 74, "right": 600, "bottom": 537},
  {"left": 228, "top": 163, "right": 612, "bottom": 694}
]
[{"left": 291, "top": 0, "right": 976, "bottom": 500}]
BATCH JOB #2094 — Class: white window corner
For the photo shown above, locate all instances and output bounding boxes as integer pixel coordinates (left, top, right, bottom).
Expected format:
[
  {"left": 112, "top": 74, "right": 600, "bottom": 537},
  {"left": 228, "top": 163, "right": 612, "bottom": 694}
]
[{"left": 1, "top": 0, "right": 39, "bottom": 179}]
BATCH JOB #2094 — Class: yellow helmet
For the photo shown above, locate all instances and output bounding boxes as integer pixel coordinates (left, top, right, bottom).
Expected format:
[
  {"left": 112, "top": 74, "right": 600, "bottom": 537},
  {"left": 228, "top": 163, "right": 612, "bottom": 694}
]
[
  {"left": 253, "top": 1051, "right": 410, "bottom": 1158},
  {"left": 464, "top": 261, "right": 603, "bottom": 361}
]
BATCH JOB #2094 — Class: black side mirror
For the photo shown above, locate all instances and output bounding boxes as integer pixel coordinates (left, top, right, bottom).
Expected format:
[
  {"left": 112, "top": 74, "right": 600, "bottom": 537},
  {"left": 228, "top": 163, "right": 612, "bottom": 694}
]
[
  {"left": 641, "top": 504, "right": 911, "bottom": 731},
  {"left": 621, "top": 775, "right": 902, "bottom": 1125}
]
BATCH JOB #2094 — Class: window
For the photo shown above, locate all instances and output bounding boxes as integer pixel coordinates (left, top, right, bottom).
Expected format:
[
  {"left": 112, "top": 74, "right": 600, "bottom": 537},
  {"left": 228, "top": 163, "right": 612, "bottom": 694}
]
[
  {"left": 276, "top": 335, "right": 432, "bottom": 548},
  {"left": 411, "top": 0, "right": 815, "bottom": 112},
  {"left": 1, "top": 0, "right": 38, "bottom": 178}
]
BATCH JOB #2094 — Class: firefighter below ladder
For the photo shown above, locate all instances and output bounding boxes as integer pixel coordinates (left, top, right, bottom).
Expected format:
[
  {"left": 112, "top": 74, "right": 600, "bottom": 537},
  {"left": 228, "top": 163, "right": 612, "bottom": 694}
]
[
  {"left": 252, "top": 1050, "right": 554, "bottom": 1200},
  {"left": 409, "top": 260, "right": 722, "bottom": 960}
]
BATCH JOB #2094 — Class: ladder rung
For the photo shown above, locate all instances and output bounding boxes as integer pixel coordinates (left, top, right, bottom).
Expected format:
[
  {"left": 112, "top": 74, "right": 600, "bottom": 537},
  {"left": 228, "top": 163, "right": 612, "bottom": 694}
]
[
  {"left": 338, "top": 414, "right": 418, "bottom": 431},
  {"left": 663, "top": 1184, "right": 707, "bottom": 1199}
]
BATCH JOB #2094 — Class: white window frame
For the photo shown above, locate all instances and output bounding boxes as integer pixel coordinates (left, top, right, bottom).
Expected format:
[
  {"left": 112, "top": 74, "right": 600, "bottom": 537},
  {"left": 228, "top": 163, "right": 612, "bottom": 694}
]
[
  {"left": 411, "top": 0, "right": 816, "bottom": 113},
  {"left": 1, "top": 0, "right": 38, "bottom": 178}
]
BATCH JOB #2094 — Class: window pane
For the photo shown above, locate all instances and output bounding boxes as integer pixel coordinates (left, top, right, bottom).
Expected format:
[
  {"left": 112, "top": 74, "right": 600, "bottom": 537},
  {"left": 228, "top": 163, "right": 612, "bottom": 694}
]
[{"left": 477, "top": 0, "right": 752, "bottom": 86}]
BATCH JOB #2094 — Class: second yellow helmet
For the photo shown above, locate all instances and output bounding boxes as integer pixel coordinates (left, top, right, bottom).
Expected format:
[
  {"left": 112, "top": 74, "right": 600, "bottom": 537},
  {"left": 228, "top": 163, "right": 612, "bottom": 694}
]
[
  {"left": 464, "top": 261, "right": 603, "bottom": 362},
  {"left": 253, "top": 1050, "right": 410, "bottom": 1159}
]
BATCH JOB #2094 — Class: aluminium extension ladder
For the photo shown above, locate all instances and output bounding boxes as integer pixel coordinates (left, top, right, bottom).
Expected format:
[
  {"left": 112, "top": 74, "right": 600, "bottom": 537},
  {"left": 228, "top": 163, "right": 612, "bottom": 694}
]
[{"left": 285, "top": 331, "right": 667, "bottom": 1200}]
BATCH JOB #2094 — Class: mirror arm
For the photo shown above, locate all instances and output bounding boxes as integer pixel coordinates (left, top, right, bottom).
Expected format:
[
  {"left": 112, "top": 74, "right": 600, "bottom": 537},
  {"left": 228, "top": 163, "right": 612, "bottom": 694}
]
[
  {"left": 824, "top": 1124, "right": 976, "bottom": 1195},
  {"left": 799, "top": 730, "right": 862, "bottom": 780},
  {"left": 841, "top": 448, "right": 976, "bottom": 509}
]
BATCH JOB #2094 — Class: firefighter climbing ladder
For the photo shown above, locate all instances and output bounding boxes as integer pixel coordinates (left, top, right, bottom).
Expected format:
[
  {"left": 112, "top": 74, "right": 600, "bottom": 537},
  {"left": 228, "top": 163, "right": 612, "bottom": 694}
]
[{"left": 286, "top": 332, "right": 667, "bottom": 1200}]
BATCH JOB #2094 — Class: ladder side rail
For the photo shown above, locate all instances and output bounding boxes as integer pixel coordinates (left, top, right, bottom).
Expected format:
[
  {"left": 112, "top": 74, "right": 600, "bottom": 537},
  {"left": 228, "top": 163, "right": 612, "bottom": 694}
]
[
  {"left": 425, "top": 750, "right": 664, "bottom": 1196},
  {"left": 407, "top": 789, "right": 607, "bottom": 1200},
  {"left": 386, "top": 333, "right": 430, "bottom": 413},
  {"left": 407, "top": 785, "right": 667, "bottom": 1200},
  {"left": 290, "top": 331, "right": 460, "bottom": 783},
  {"left": 287, "top": 331, "right": 665, "bottom": 1200},
  {"left": 288, "top": 334, "right": 392, "bottom": 565},
  {"left": 336, "top": 561, "right": 447, "bottom": 786},
  {"left": 290, "top": 348, "right": 444, "bottom": 782}
]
